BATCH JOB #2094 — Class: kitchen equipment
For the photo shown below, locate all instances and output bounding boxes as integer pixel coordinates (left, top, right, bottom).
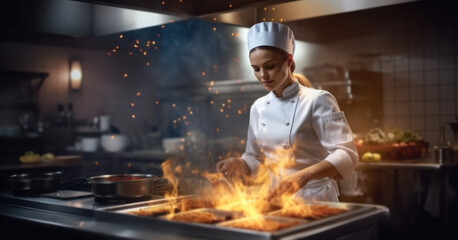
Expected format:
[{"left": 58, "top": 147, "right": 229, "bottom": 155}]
[
  {"left": 81, "top": 137, "right": 99, "bottom": 152},
  {"left": 162, "top": 137, "right": 185, "bottom": 154},
  {"left": 434, "top": 125, "right": 453, "bottom": 163},
  {"left": 87, "top": 174, "right": 158, "bottom": 199},
  {"left": 100, "top": 134, "right": 129, "bottom": 152},
  {"left": 99, "top": 195, "right": 389, "bottom": 240},
  {"left": 9, "top": 171, "right": 62, "bottom": 194}
]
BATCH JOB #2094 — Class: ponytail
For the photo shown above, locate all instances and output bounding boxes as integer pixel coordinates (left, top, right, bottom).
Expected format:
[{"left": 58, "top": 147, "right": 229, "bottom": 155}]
[
  {"left": 293, "top": 73, "right": 312, "bottom": 88},
  {"left": 291, "top": 61, "right": 312, "bottom": 88}
]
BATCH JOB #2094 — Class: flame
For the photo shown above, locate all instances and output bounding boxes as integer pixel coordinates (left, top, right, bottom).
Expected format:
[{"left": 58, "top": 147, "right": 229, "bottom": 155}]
[{"left": 158, "top": 142, "right": 320, "bottom": 228}]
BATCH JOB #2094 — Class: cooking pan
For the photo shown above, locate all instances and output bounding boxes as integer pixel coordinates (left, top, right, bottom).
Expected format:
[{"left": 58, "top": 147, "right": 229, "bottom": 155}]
[
  {"left": 10, "top": 171, "right": 62, "bottom": 194},
  {"left": 87, "top": 174, "right": 157, "bottom": 199}
]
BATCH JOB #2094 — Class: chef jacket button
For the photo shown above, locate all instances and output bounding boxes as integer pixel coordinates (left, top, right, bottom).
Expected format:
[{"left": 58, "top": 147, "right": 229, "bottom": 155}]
[
  {"left": 291, "top": 100, "right": 295, "bottom": 103},
  {"left": 282, "top": 143, "right": 290, "bottom": 149},
  {"left": 261, "top": 122, "right": 266, "bottom": 127},
  {"left": 284, "top": 121, "right": 290, "bottom": 126},
  {"left": 266, "top": 101, "right": 270, "bottom": 105}
]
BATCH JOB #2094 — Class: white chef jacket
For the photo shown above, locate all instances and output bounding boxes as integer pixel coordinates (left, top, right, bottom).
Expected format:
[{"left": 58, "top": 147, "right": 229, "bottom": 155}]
[{"left": 241, "top": 81, "right": 359, "bottom": 202}]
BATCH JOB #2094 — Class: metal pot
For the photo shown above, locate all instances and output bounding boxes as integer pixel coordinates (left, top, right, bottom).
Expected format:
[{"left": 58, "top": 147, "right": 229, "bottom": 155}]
[
  {"left": 87, "top": 174, "right": 156, "bottom": 199},
  {"left": 10, "top": 171, "right": 62, "bottom": 194}
]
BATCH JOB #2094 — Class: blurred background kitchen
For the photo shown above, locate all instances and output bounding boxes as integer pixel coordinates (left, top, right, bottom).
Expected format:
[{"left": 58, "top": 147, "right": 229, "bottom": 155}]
[{"left": 0, "top": 0, "right": 457, "bottom": 239}]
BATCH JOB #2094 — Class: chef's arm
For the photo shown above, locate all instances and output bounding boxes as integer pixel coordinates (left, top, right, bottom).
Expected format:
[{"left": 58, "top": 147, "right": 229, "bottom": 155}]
[
  {"left": 299, "top": 160, "right": 341, "bottom": 183},
  {"left": 268, "top": 160, "right": 341, "bottom": 200}
]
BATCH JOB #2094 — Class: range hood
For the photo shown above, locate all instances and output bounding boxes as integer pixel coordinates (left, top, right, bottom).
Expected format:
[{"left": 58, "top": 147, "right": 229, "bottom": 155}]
[{"left": 1, "top": 0, "right": 418, "bottom": 40}]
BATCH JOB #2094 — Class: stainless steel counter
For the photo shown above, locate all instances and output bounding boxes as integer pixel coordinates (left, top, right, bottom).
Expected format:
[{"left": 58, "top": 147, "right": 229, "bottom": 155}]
[{"left": 0, "top": 190, "right": 389, "bottom": 240}]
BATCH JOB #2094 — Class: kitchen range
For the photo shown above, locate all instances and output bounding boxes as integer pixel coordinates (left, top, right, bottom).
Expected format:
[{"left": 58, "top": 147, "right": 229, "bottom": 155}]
[{"left": 0, "top": 172, "right": 389, "bottom": 240}]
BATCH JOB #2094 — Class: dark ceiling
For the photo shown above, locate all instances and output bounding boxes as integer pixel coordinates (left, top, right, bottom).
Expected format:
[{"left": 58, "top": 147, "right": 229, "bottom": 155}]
[{"left": 74, "top": 0, "right": 293, "bottom": 16}]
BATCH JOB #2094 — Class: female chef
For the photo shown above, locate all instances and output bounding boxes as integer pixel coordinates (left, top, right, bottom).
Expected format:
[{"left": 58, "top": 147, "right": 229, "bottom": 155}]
[{"left": 216, "top": 22, "right": 358, "bottom": 202}]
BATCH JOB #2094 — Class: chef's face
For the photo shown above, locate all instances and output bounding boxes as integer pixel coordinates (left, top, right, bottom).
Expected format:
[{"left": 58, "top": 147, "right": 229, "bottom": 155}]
[{"left": 249, "top": 48, "right": 294, "bottom": 97}]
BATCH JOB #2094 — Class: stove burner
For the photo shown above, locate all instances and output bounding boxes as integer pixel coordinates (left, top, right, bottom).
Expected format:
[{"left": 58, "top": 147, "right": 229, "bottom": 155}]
[{"left": 94, "top": 195, "right": 153, "bottom": 204}]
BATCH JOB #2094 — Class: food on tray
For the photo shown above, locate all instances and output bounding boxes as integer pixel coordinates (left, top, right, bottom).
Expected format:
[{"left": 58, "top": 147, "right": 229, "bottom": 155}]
[
  {"left": 271, "top": 205, "right": 347, "bottom": 220},
  {"left": 363, "top": 127, "right": 423, "bottom": 145},
  {"left": 170, "top": 211, "right": 224, "bottom": 223},
  {"left": 356, "top": 127, "right": 428, "bottom": 159},
  {"left": 227, "top": 218, "right": 299, "bottom": 232},
  {"left": 179, "top": 198, "right": 215, "bottom": 211},
  {"left": 129, "top": 205, "right": 177, "bottom": 216}
]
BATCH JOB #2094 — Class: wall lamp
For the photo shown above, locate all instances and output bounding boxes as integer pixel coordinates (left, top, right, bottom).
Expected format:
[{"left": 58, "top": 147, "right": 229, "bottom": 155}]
[{"left": 69, "top": 59, "right": 82, "bottom": 91}]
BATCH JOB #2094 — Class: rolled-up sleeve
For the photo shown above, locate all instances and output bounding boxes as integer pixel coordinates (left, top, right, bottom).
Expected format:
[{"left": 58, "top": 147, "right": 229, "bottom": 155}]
[{"left": 312, "top": 92, "right": 359, "bottom": 180}]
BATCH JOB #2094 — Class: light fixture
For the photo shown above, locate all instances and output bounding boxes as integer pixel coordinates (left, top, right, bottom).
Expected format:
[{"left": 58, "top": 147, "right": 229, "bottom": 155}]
[{"left": 69, "top": 59, "right": 82, "bottom": 91}]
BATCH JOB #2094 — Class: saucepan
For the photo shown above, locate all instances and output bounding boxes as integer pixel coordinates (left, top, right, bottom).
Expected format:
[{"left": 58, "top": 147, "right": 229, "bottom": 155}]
[
  {"left": 10, "top": 171, "right": 63, "bottom": 194},
  {"left": 87, "top": 174, "right": 158, "bottom": 198}
]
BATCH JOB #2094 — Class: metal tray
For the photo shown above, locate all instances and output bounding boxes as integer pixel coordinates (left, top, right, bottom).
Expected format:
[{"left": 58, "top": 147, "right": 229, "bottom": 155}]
[{"left": 96, "top": 196, "right": 389, "bottom": 240}]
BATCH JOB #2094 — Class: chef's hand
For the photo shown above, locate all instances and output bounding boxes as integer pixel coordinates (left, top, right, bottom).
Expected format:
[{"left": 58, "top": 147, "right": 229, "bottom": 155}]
[
  {"left": 215, "top": 157, "right": 250, "bottom": 177},
  {"left": 268, "top": 170, "right": 310, "bottom": 201}
]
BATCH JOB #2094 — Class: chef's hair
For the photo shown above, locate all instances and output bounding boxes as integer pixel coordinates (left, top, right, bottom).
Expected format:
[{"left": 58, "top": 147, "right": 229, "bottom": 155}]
[{"left": 250, "top": 46, "right": 312, "bottom": 88}]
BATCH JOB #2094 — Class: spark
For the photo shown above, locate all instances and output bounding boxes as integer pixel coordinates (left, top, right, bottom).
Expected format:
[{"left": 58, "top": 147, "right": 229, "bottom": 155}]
[
  {"left": 130, "top": 102, "right": 135, "bottom": 107},
  {"left": 225, "top": 114, "right": 229, "bottom": 118},
  {"left": 146, "top": 62, "right": 150, "bottom": 66},
  {"left": 131, "top": 114, "right": 136, "bottom": 119},
  {"left": 172, "top": 103, "right": 176, "bottom": 108},
  {"left": 213, "top": 27, "right": 217, "bottom": 31},
  {"left": 237, "top": 110, "right": 242, "bottom": 115},
  {"left": 136, "top": 92, "right": 141, "bottom": 96},
  {"left": 155, "top": 100, "right": 160, "bottom": 105},
  {"left": 123, "top": 73, "right": 128, "bottom": 78},
  {"left": 143, "top": 51, "right": 147, "bottom": 55},
  {"left": 201, "top": 71, "right": 206, "bottom": 76},
  {"left": 119, "top": 34, "right": 123, "bottom": 38}
]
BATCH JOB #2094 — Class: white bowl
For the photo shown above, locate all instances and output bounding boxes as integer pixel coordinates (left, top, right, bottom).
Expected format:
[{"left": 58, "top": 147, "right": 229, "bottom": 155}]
[
  {"left": 101, "top": 134, "right": 128, "bottom": 152},
  {"left": 81, "top": 137, "right": 100, "bottom": 152}
]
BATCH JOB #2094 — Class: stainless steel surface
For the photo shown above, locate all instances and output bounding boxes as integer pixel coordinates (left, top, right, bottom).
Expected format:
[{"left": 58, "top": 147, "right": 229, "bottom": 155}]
[
  {"left": 98, "top": 195, "right": 389, "bottom": 240},
  {"left": 0, "top": 190, "right": 389, "bottom": 239},
  {"left": 2, "top": 0, "right": 421, "bottom": 39},
  {"left": 88, "top": 173, "right": 157, "bottom": 198}
]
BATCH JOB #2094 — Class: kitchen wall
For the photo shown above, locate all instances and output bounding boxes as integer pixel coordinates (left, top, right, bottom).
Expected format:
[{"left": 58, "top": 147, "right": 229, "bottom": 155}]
[
  {"left": 0, "top": 41, "right": 158, "bottom": 137},
  {"left": 1, "top": 1, "right": 455, "bottom": 151},
  {"left": 289, "top": 1, "right": 457, "bottom": 144}
]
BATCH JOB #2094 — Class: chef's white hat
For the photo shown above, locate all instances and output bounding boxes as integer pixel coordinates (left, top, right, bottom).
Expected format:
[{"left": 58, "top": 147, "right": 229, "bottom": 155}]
[{"left": 247, "top": 22, "right": 295, "bottom": 56}]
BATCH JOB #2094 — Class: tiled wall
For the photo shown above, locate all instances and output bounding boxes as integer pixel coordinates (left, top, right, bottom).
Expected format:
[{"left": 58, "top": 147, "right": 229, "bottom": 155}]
[
  {"left": 293, "top": 2, "right": 457, "bottom": 144},
  {"left": 377, "top": 4, "right": 457, "bottom": 144}
]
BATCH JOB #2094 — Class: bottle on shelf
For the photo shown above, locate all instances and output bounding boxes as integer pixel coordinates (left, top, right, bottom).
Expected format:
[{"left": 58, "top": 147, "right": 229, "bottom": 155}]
[{"left": 433, "top": 125, "right": 452, "bottom": 163}]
